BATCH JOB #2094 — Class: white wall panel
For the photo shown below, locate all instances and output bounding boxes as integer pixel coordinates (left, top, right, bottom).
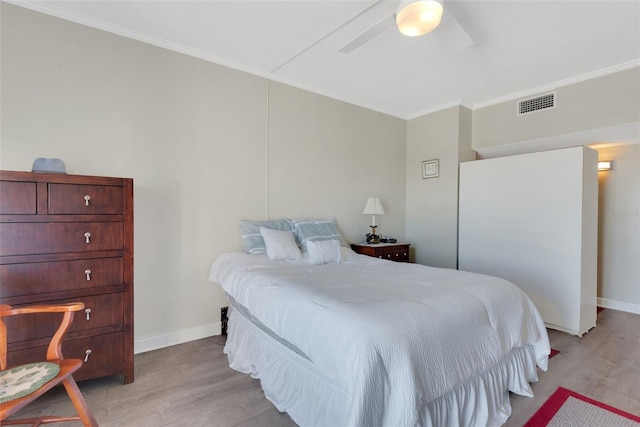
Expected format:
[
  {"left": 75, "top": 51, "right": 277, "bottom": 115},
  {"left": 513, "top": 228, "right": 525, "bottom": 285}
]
[{"left": 458, "top": 146, "right": 598, "bottom": 336}]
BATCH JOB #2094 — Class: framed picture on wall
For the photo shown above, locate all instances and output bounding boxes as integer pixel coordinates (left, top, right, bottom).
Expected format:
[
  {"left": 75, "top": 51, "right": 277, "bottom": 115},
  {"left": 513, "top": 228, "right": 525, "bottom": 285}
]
[{"left": 422, "top": 159, "right": 439, "bottom": 179}]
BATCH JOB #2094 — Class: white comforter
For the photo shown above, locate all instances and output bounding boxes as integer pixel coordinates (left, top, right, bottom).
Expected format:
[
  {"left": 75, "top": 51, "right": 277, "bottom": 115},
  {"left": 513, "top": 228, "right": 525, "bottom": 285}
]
[{"left": 209, "top": 251, "right": 550, "bottom": 426}]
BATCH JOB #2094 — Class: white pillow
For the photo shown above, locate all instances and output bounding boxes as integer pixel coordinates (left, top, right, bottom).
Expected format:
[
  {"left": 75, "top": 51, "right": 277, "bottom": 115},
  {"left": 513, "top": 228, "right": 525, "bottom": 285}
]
[
  {"left": 260, "top": 227, "right": 302, "bottom": 261},
  {"left": 306, "top": 239, "right": 341, "bottom": 265}
]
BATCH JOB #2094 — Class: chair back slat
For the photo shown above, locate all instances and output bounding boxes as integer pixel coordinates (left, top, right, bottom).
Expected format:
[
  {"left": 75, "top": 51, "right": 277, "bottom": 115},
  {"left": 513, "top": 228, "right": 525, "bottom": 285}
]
[{"left": 0, "top": 316, "right": 7, "bottom": 370}]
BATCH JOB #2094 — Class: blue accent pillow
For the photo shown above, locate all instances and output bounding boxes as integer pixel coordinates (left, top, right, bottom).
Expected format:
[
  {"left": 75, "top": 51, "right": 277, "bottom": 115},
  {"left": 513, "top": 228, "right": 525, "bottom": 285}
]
[
  {"left": 240, "top": 219, "right": 294, "bottom": 254},
  {"left": 292, "top": 218, "right": 348, "bottom": 250}
]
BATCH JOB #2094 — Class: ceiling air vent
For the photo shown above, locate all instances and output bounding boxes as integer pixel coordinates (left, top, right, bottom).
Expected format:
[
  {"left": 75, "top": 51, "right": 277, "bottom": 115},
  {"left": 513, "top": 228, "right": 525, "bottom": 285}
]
[{"left": 517, "top": 92, "right": 556, "bottom": 115}]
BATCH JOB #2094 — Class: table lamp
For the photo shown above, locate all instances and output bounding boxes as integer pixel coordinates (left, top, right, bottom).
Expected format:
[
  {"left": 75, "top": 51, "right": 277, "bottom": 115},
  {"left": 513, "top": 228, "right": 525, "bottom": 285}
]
[{"left": 362, "top": 197, "right": 384, "bottom": 244}]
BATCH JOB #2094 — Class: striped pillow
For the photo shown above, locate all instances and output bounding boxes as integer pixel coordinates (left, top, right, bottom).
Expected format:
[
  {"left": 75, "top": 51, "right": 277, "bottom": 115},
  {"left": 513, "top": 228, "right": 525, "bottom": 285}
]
[
  {"left": 240, "top": 219, "right": 294, "bottom": 254},
  {"left": 292, "top": 218, "right": 348, "bottom": 250}
]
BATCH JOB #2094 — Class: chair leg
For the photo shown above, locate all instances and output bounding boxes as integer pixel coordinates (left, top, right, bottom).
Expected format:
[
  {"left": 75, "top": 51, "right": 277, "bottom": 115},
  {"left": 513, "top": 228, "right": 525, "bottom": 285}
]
[{"left": 61, "top": 377, "right": 99, "bottom": 427}]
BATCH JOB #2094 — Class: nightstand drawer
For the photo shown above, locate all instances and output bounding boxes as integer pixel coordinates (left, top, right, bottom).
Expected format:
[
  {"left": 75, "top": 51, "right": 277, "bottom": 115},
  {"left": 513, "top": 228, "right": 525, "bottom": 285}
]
[
  {"left": 380, "top": 246, "right": 409, "bottom": 262},
  {"left": 351, "top": 243, "right": 410, "bottom": 262}
]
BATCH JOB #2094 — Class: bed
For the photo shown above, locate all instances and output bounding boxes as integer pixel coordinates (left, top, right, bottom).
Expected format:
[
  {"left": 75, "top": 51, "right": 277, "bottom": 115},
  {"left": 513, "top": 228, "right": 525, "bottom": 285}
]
[{"left": 208, "top": 219, "right": 550, "bottom": 427}]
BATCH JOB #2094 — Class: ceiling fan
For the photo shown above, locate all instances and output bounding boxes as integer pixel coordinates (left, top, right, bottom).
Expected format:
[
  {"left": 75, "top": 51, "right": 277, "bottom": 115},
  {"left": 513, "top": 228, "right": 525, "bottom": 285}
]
[{"left": 338, "top": 0, "right": 472, "bottom": 54}]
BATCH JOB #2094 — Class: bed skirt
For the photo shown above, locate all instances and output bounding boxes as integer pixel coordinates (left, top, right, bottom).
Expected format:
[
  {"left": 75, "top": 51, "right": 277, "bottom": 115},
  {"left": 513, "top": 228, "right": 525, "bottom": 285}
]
[{"left": 224, "top": 305, "right": 540, "bottom": 427}]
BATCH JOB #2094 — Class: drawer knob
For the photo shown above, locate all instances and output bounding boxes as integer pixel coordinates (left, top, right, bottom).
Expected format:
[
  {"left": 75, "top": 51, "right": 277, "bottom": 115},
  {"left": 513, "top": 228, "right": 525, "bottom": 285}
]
[
  {"left": 84, "top": 195, "right": 91, "bottom": 206},
  {"left": 84, "top": 349, "right": 92, "bottom": 362},
  {"left": 387, "top": 254, "right": 391, "bottom": 258},
  {"left": 84, "top": 232, "right": 91, "bottom": 244},
  {"left": 85, "top": 269, "right": 92, "bottom": 280},
  {"left": 85, "top": 308, "right": 92, "bottom": 320}
]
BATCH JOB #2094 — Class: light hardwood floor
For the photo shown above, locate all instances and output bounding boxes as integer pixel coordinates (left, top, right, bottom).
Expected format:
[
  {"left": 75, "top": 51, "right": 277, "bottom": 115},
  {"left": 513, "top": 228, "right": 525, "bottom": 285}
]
[{"left": 8, "top": 308, "right": 640, "bottom": 426}]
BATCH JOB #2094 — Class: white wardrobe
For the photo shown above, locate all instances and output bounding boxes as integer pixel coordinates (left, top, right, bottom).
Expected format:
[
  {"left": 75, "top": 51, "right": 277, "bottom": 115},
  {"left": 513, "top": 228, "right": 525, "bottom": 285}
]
[{"left": 458, "top": 146, "right": 598, "bottom": 336}]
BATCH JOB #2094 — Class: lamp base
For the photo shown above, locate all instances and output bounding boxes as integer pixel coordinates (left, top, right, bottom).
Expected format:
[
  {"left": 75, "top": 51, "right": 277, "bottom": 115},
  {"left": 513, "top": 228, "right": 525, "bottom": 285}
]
[{"left": 366, "top": 231, "right": 380, "bottom": 244}]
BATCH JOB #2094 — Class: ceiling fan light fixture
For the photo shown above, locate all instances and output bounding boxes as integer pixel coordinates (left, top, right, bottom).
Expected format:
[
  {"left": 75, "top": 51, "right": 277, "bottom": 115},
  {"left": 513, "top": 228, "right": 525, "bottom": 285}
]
[{"left": 396, "top": 0, "right": 444, "bottom": 37}]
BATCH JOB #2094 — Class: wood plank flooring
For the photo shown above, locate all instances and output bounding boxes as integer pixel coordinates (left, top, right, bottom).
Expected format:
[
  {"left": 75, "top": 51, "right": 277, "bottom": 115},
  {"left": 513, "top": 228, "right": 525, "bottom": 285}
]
[{"left": 7, "top": 308, "right": 639, "bottom": 426}]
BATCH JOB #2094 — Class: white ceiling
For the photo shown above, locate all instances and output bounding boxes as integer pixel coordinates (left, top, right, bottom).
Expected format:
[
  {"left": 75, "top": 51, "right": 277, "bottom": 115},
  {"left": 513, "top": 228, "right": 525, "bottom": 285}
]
[{"left": 9, "top": 0, "right": 640, "bottom": 119}]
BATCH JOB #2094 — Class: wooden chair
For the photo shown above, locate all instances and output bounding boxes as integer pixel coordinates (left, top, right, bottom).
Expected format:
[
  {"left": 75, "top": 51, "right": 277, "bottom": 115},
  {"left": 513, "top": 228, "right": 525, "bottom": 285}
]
[{"left": 0, "top": 302, "right": 98, "bottom": 426}]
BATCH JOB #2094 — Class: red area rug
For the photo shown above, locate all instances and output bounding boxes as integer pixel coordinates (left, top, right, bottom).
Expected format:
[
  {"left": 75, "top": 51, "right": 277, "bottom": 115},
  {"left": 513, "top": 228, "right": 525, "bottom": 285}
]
[
  {"left": 525, "top": 387, "right": 640, "bottom": 426},
  {"left": 549, "top": 348, "right": 559, "bottom": 359}
]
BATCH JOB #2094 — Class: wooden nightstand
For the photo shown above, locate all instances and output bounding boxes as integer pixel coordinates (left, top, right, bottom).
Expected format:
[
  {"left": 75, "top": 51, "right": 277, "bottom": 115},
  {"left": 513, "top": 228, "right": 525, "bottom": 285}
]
[{"left": 351, "top": 243, "right": 410, "bottom": 262}]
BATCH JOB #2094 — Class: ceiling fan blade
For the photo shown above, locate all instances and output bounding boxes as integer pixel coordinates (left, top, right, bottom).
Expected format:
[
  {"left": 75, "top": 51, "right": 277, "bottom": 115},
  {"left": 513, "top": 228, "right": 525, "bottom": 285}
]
[
  {"left": 339, "top": 14, "right": 395, "bottom": 54},
  {"left": 432, "top": 9, "right": 474, "bottom": 52}
]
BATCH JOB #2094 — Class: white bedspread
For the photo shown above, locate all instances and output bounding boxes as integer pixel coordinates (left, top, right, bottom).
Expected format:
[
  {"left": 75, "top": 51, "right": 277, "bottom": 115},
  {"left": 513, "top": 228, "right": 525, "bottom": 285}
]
[{"left": 209, "top": 252, "right": 550, "bottom": 426}]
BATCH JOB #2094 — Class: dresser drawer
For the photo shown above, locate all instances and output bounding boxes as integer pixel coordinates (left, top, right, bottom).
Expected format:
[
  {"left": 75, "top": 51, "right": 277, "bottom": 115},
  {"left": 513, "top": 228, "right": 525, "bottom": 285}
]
[
  {"left": 1, "top": 257, "right": 123, "bottom": 298},
  {"left": 5, "top": 293, "right": 124, "bottom": 344},
  {"left": 8, "top": 332, "right": 124, "bottom": 381},
  {"left": 0, "top": 222, "right": 123, "bottom": 256},
  {"left": 49, "top": 183, "right": 124, "bottom": 215},
  {"left": 0, "top": 181, "right": 37, "bottom": 214},
  {"left": 71, "top": 293, "right": 124, "bottom": 334},
  {"left": 67, "top": 332, "right": 125, "bottom": 381}
]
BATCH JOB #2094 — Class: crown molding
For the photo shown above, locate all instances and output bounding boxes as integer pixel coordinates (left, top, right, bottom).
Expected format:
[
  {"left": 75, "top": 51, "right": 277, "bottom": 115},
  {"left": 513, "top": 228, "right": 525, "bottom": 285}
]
[
  {"left": 411, "top": 60, "right": 640, "bottom": 118},
  {"left": 472, "top": 60, "right": 640, "bottom": 110},
  {"left": 4, "top": 0, "right": 275, "bottom": 78},
  {"left": 406, "top": 99, "right": 473, "bottom": 120},
  {"left": 4, "top": 0, "right": 408, "bottom": 120},
  {"left": 6, "top": 1, "right": 639, "bottom": 121}
]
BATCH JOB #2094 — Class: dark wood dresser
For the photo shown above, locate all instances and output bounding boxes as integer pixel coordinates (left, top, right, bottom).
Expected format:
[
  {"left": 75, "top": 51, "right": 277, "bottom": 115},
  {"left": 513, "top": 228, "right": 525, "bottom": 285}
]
[{"left": 0, "top": 170, "right": 134, "bottom": 384}]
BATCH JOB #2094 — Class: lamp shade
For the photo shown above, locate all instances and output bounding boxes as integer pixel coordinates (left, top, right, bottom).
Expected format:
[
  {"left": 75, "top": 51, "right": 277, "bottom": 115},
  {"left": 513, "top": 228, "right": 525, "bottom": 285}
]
[
  {"left": 363, "top": 197, "right": 384, "bottom": 215},
  {"left": 396, "top": 0, "right": 444, "bottom": 37}
]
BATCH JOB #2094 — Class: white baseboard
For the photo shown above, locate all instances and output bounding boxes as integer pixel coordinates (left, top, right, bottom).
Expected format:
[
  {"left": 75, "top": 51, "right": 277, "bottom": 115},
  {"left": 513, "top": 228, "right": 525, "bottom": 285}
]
[
  {"left": 598, "top": 297, "right": 640, "bottom": 315},
  {"left": 134, "top": 321, "right": 222, "bottom": 354}
]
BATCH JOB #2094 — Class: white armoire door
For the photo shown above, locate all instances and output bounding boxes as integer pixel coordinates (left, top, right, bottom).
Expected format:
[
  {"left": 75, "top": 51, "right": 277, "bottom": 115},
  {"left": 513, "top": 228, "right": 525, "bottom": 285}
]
[{"left": 458, "top": 146, "right": 598, "bottom": 336}]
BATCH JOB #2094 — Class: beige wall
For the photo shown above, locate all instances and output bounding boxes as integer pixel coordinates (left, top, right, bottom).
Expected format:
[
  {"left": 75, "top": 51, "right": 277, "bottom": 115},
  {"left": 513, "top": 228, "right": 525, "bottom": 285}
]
[
  {"left": 473, "top": 67, "right": 640, "bottom": 150},
  {"left": 0, "top": 4, "right": 407, "bottom": 351},
  {"left": 405, "top": 106, "right": 473, "bottom": 268},
  {"left": 594, "top": 144, "right": 640, "bottom": 311},
  {"left": 267, "top": 82, "right": 406, "bottom": 244}
]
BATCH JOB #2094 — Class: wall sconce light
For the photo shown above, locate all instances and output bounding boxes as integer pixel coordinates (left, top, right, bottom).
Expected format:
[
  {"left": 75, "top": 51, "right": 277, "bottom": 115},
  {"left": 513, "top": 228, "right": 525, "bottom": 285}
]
[
  {"left": 363, "top": 197, "right": 384, "bottom": 244},
  {"left": 597, "top": 161, "right": 612, "bottom": 171}
]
